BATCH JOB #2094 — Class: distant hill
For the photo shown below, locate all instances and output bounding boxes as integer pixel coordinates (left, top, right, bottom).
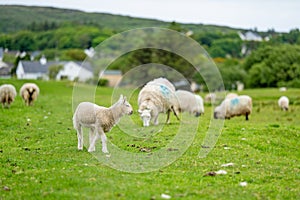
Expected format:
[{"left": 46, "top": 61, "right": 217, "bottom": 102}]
[{"left": 0, "top": 5, "right": 240, "bottom": 34}]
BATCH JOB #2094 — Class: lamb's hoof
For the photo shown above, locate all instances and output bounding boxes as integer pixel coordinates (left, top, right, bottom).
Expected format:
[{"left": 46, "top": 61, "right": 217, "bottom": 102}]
[
  {"left": 78, "top": 147, "right": 83, "bottom": 151},
  {"left": 102, "top": 149, "right": 109, "bottom": 154},
  {"left": 88, "top": 148, "right": 95, "bottom": 152}
]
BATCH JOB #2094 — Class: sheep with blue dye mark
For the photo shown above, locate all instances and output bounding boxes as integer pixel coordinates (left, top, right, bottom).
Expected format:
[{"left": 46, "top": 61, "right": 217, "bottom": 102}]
[
  {"left": 278, "top": 96, "right": 289, "bottom": 111},
  {"left": 138, "top": 78, "right": 180, "bottom": 126},
  {"left": 225, "top": 92, "right": 238, "bottom": 99},
  {"left": 73, "top": 95, "right": 133, "bottom": 153},
  {"left": 214, "top": 95, "right": 252, "bottom": 120},
  {"left": 0, "top": 84, "right": 17, "bottom": 108},
  {"left": 175, "top": 90, "right": 204, "bottom": 117},
  {"left": 20, "top": 83, "right": 40, "bottom": 106}
]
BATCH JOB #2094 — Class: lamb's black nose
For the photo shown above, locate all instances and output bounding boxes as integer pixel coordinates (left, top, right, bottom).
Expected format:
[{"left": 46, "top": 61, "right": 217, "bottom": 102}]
[{"left": 129, "top": 110, "right": 133, "bottom": 115}]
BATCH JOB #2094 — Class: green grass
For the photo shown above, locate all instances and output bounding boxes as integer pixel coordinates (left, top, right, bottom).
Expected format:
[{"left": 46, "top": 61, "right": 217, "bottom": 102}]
[{"left": 0, "top": 80, "right": 299, "bottom": 199}]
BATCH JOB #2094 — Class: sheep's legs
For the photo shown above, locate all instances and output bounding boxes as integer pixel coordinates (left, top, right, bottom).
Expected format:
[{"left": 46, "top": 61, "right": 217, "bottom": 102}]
[
  {"left": 153, "top": 114, "right": 159, "bottom": 125},
  {"left": 89, "top": 127, "right": 108, "bottom": 153},
  {"left": 100, "top": 133, "right": 108, "bottom": 153},
  {"left": 88, "top": 128, "right": 95, "bottom": 152},
  {"left": 171, "top": 106, "right": 180, "bottom": 121},
  {"left": 77, "top": 126, "right": 83, "bottom": 150},
  {"left": 245, "top": 113, "right": 249, "bottom": 121},
  {"left": 166, "top": 110, "right": 171, "bottom": 124}
]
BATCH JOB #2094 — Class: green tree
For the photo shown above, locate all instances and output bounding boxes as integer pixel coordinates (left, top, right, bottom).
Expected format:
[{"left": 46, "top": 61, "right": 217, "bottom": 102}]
[
  {"left": 48, "top": 64, "right": 63, "bottom": 80},
  {"left": 244, "top": 44, "right": 300, "bottom": 87}
]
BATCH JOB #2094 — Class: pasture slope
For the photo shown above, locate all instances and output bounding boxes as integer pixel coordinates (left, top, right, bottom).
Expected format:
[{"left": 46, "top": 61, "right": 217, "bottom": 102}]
[{"left": 0, "top": 80, "right": 299, "bottom": 199}]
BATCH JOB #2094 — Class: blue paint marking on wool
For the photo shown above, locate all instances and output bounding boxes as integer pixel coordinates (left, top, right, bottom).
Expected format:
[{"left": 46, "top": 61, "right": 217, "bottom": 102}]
[
  {"left": 160, "top": 85, "right": 170, "bottom": 97},
  {"left": 230, "top": 98, "right": 239, "bottom": 107}
]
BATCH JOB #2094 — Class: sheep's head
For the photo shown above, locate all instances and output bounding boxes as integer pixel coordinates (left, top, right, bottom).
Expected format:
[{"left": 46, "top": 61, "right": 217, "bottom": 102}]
[
  {"left": 138, "top": 108, "right": 151, "bottom": 127},
  {"left": 213, "top": 105, "right": 225, "bottom": 119},
  {"left": 119, "top": 95, "right": 133, "bottom": 115}
]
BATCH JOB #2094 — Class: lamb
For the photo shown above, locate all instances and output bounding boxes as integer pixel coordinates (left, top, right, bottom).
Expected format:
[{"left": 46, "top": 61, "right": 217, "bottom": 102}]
[
  {"left": 0, "top": 84, "right": 17, "bottom": 108},
  {"left": 138, "top": 78, "right": 180, "bottom": 127},
  {"left": 73, "top": 95, "right": 133, "bottom": 153},
  {"left": 175, "top": 90, "right": 204, "bottom": 117},
  {"left": 20, "top": 83, "right": 40, "bottom": 106},
  {"left": 278, "top": 96, "right": 289, "bottom": 111},
  {"left": 214, "top": 95, "right": 252, "bottom": 120}
]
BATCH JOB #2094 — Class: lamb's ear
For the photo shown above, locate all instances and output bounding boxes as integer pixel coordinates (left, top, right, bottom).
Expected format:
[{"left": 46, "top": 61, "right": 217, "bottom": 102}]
[{"left": 119, "top": 94, "right": 124, "bottom": 102}]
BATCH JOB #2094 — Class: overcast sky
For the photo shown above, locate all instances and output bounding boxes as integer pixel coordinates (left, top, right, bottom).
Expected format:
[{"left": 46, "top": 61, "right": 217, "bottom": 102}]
[{"left": 1, "top": 0, "right": 299, "bottom": 32}]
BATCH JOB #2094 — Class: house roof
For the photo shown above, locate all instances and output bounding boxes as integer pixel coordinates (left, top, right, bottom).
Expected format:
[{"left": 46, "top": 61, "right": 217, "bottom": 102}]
[
  {"left": 0, "top": 47, "right": 4, "bottom": 60},
  {"left": 21, "top": 61, "right": 58, "bottom": 73},
  {"left": 101, "top": 70, "right": 122, "bottom": 75},
  {"left": 73, "top": 61, "right": 93, "bottom": 72},
  {"left": 20, "top": 60, "right": 93, "bottom": 73}
]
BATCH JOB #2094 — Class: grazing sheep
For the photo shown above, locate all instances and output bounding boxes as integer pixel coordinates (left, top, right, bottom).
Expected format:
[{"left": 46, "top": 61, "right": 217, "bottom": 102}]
[
  {"left": 278, "top": 96, "right": 289, "bottom": 111},
  {"left": 0, "top": 84, "right": 17, "bottom": 108},
  {"left": 146, "top": 77, "right": 176, "bottom": 91},
  {"left": 205, "top": 93, "right": 216, "bottom": 104},
  {"left": 73, "top": 95, "right": 133, "bottom": 153},
  {"left": 225, "top": 92, "right": 238, "bottom": 99},
  {"left": 214, "top": 95, "right": 252, "bottom": 120},
  {"left": 175, "top": 90, "right": 204, "bottom": 117},
  {"left": 138, "top": 78, "right": 180, "bottom": 127},
  {"left": 20, "top": 83, "right": 40, "bottom": 106}
]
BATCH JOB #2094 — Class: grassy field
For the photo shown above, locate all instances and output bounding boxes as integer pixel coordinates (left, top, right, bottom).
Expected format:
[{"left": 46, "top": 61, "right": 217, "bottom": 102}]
[{"left": 0, "top": 79, "right": 299, "bottom": 200}]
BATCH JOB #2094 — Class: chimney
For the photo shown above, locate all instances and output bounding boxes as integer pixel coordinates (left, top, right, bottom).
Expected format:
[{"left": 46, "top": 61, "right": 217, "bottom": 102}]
[{"left": 40, "top": 55, "right": 47, "bottom": 65}]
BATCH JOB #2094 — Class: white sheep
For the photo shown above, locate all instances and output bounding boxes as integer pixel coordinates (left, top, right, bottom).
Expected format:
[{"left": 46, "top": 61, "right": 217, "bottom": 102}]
[
  {"left": 146, "top": 77, "right": 176, "bottom": 91},
  {"left": 73, "top": 95, "right": 133, "bottom": 153},
  {"left": 205, "top": 93, "right": 216, "bottom": 104},
  {"left": 225, "top": 92, "right": 238, "bottom": 99},
  {"left": 138, "top": 78, "right": 180, "bottom": 127},
  {"left": 278, "top": 96, "right": 289, "bottom": 111},
  {"left": 20, "top": 83, "right": 40, "bottom": 106},
  {"left": 214, "top": 95, "right": 252, "bottom": 120},
  {"left": 0, "top": 84, "right": 17, "bottom": 108},
  {"left": 175, "top": 90, "right": 204, "bottom": 117}
]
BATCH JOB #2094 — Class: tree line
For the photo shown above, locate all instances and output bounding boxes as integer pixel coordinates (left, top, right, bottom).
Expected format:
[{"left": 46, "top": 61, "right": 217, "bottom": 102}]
[{"left": 1, "top": 20, "right": 300, "bottom": 89}]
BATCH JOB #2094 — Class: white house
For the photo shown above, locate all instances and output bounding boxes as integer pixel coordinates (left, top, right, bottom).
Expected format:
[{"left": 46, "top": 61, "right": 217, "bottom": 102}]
[
  {"left": 56, "top": 61, "right": 93, "bottom": 82},
  {"left": 16, "top": 59, "right": 93, "bottom": 81},
  {"left": 16, "top": 60, "right": 52, "bottom": 80},
  {"left": 238, "top": 31, "right": 263, "bottom": 41}
]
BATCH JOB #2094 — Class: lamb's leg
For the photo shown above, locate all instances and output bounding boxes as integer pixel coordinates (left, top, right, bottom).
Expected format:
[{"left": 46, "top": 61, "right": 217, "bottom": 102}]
[
  {"left": 77, "top": 125, "right": 83, "bottom": 150},
  {"left": 89, "top": 127, "right": 95, "bottom": 152},
  {"left": 245, "top": 113, "right": 249, "bottom": 121},
  {"left": 100, "top": 132, "right": 108, "bottom": 153},
  {"left": 88, "top": 130, "right": 99, "bottom": 152}
]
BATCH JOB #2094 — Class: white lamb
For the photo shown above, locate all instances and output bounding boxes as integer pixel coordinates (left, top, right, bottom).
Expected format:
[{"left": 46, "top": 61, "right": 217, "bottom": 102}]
[
  {"left": 0, "top": 84, "right": 17, "bottom": 108},
  {"left": 138, "top": 78, "right": 180, "bottom": 127},
  {"left": 20, "top": 83, "right": 40, "bottom": 106},
  {"left": 175, "top": 90, "right": 204, "bottom": 117},
  {"left": 214, "top": 95, "right": 252, "bottom": 120},
  {"left": 278, "top": 96, "right": 289, "bottom": 111},
  {"left": 73, "top": 95, "right": 133, "bottom": 153}
]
